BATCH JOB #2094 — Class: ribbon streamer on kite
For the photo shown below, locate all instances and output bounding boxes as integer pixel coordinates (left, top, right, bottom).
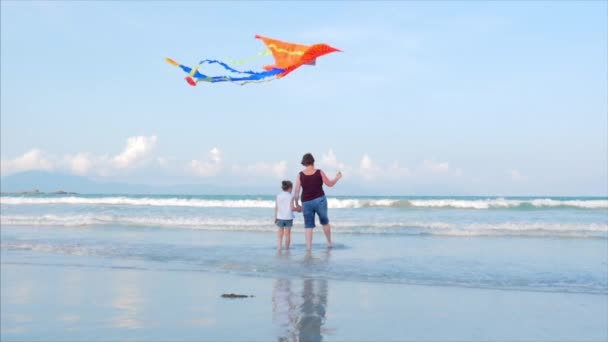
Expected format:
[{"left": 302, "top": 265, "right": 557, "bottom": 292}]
[{"left": 166, "top": 34, "right": 341, "bottom": 86}]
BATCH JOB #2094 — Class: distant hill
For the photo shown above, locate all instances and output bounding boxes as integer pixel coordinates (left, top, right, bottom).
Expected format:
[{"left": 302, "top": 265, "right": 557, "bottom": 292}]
[
  {"left": 0, "top": 171, "right": 233, "bottom": 195},
  {"left": 2, "top": 171, "right": 94, "bottom": 193},
  {"left": 0, "top": 171, "right": 471, "bottom": 196}
]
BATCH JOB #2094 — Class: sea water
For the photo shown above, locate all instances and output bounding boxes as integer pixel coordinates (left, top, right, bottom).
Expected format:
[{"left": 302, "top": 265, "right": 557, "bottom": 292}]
[{"left": 1, "top": 194, "right": 607, "bottom": 295}]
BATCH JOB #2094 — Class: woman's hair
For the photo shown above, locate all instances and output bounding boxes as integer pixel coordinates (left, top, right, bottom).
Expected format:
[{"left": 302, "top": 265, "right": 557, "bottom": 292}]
[
  {"left": 301, "top": 153, "right": 315, "bottom": 166},
  {"left": 281, "top": 180, "right": 293, "bottom": 191}
]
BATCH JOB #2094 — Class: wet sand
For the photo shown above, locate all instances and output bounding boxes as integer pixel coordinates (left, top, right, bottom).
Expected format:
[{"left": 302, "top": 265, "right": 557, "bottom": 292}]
[{"left": 2, "top": 259, "right": 606, "bottom": 341}]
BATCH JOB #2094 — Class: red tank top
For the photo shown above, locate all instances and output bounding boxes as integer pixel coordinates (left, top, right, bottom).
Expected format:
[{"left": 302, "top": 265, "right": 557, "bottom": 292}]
[{"left": 300, "top": 169, "right": 325, "bottom": 202}]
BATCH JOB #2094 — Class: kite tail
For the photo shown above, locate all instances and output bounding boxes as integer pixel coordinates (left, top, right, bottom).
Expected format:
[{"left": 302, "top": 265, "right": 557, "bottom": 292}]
[
  {"left": 166, "top": 57, "right": 283, "bottom": 86},
  {"left": 197, "top": 59, "right": 261, "bottom": 75},
  {"left": 194, "top": 67, "right": 283, "bottom": 84},
  {"left": 231, "top": 76, "right": 280, "bottom": 86}
]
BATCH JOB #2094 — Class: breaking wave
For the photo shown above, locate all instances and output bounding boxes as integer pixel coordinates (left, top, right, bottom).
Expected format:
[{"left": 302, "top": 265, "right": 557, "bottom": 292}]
[
  {"left": 1, "top": 196, "right": 606, "bottom": 210},
  {"left": 2, "top": 214, "right": 606, "bottom": 238}
]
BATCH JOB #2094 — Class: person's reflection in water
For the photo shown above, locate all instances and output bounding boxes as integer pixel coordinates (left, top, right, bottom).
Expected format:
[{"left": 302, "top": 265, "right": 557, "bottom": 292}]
[
  {"left": 272, "top": 250, "right": 331, "bottom": 342},
  {"left": 272, "top": 278, "right": 298, "bottom": 342},
  {"left": 297, "top": 277, "right": 328, "bottom": 342},
  {"left": 298, "top": 250, "right": 330, "bottom": 342}
]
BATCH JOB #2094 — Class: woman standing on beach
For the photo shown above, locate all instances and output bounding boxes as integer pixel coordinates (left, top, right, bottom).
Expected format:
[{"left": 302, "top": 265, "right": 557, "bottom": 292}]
[{"left": 293, "top": 153, "right": 342, "bottom": 250}]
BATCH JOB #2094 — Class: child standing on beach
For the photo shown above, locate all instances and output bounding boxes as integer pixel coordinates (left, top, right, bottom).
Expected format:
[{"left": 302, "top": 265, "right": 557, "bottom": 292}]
[{"left": 274, "top": 180, "right": 301, "bottom": 250}]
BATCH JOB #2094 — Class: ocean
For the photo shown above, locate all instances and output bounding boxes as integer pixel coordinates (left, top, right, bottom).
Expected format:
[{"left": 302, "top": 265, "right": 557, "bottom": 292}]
[{"left": 1, "top": 194, "right": 607, "bottom": 295}]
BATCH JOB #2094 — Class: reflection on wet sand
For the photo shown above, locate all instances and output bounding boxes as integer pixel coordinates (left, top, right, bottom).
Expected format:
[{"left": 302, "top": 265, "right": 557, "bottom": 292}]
[
  {"left": 2, "top": 279, "right": 34, "bottom": 336},
  {"left": 111, "top": 272, "right": 144, "bottom": 329},
  {"left": 6, "top": 280, "right": 33, "bottom": 305},
  {"left": 272, "top": 250, "right": 331, "bottom": 342},
  {"left": 272, "top": 278, "right": 298, "bottom": 341}
]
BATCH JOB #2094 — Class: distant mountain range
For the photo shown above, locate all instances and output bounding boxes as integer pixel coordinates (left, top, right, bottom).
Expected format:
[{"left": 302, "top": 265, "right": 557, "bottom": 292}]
[
  {"left": 0, "top": 171, "right": 471, "bottom": 196},
  {"left": 0, "top": 171, "right": 256, "bottom": 195}
]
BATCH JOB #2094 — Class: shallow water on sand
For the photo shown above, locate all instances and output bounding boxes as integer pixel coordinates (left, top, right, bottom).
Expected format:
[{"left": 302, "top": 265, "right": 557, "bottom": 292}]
[{"left": 1, "top": 194, "right": 607, "bottom": 340}]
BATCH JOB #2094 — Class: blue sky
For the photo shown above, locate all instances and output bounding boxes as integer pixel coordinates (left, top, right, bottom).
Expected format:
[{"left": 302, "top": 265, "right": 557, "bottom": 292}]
[{"left": 1, "top": 1, "right": 606, "bottom": 195}]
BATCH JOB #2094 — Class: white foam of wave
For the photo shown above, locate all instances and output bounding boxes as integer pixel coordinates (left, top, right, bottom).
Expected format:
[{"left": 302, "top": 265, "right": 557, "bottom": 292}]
[
  {"left": 326, "top": 198, "right": 399, "bottom": 208},
  {"left": 528, "top": 199, "right": 608, "bottom": 209},
  {"left": 0, "top": 215, "right": 272, "bottom": 228},
  {"left": 0, "top": 196, "right": 276, "bottom": 208},
  {"left": 2, "top": 196, "right": 606, "bottom": 209},
  {"left": 2, "top": 214, "right": 606, "bottom": 238},
  {"left": 3, "top": 242, "right": 91, "bottom": 256},
  {"left": 408, "top": 198, "right": 608, "bottom": 209},
  {"left": 426, "top": 222, "right": 608, "bottom": 238},
  {"left": 0, "top": 214, "right": 448, "bottom": 230},
  {"left": 408, "top": 198, "right": 518, "bottom": 209},
  {"left": 0, "top": 196, "right": 399, "bottom": 209},
  {"left": 1, "top": 214, "right": 104, "bottom": 227}
]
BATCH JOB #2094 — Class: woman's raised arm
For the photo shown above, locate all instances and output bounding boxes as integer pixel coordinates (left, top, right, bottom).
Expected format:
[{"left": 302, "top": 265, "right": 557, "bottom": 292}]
[{"left": 321, "top": 170, "right": 342, "bottom": 187}]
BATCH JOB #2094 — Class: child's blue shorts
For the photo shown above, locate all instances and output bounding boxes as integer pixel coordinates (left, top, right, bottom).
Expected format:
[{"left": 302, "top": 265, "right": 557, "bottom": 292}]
[{"left": 276, "top": 219, "right": 293, "bottom": 228}]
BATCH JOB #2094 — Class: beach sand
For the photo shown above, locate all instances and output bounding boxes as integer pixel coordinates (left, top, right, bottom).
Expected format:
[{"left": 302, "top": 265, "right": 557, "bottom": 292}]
[{"left": 2, "top": 259, "right": 606, "bottom": 341}]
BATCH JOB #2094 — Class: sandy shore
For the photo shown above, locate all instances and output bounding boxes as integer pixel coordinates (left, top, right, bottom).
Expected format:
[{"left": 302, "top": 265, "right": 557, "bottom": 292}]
[{"left": 2, "top": 260, "right": 606, "bottom": 341}]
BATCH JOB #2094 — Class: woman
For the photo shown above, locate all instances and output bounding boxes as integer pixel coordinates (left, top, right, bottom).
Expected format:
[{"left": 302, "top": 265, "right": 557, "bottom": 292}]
[{"left": 293, "top": 153, "right": 342, "bottom": 250}]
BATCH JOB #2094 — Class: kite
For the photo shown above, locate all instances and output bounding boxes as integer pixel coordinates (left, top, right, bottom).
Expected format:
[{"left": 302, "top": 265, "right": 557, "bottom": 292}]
[{"left": 165, "top": 35, "right": 341, "bottom": 86}]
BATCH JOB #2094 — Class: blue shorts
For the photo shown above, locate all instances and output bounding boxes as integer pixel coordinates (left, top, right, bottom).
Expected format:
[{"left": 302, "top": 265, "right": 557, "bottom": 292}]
[
  {"left": 302, "top": 196, "right": 329, "bottom": 229},
  {"left": 276, "top": 219, "right": 293, "bottom": 228}
]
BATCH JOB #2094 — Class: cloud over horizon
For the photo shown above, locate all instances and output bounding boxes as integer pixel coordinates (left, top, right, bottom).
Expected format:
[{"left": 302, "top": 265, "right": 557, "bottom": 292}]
[
  {"left": 1, "top": 135, "right": 160, "bottom": 178},
  {"left": 2, "top": 141, "right": 462, "bottom": 187}
]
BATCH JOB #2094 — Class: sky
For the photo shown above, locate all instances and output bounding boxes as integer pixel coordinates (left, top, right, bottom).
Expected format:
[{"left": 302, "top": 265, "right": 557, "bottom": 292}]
[{"left": 1, "top": 1, "right": 606, "bottom": 196}]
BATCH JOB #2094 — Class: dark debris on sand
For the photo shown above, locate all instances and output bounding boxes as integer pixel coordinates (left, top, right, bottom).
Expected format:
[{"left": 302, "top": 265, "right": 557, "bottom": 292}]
[{"left": 221, "top": 293, "right": 255, "bottom": 298}]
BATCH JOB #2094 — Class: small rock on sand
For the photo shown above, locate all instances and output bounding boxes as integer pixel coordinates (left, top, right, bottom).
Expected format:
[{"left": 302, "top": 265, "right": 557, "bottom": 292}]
[{"left": 221, "top": 293, "right": 254, "bottom": 298}]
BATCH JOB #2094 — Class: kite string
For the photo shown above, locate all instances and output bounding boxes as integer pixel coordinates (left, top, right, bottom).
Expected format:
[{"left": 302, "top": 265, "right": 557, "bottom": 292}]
[{"left": 197, "top": 59, "right": 259, "bottom": 75}]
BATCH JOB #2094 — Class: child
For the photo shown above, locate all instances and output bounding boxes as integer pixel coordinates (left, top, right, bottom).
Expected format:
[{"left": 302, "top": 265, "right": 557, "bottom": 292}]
[{"left": 274, "top": 180, "right": 301, "bottom": 250}]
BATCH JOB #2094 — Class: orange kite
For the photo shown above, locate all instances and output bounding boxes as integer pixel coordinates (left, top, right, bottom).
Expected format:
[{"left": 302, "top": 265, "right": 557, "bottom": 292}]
[
  {"left": 255, "top": 34, "right": 342, "bottom": 78},
  {"left": 165, "top": 35, "right": 341, "bottom": 86}
]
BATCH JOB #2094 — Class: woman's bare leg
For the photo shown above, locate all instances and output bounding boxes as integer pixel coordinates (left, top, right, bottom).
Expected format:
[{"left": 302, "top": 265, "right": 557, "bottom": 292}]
[
  {"left": 305, "top": 229, "right": 313, "bottom": 250},
  {"left": 322, "top": 224, "right": 332, "bottom": 248}
]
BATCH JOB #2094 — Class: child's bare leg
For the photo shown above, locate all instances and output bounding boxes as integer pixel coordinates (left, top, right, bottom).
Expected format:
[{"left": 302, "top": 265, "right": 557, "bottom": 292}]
[
  {"left": 277, "top": 229, "right": 284, "bottom": 250},
  {"left": 285, "top": 229, "right": 291, "bottom": 249},
  {"left": 322, "top": 224, "right": 332, "bottom": 248},
  {"left": 305, "top": 229, "right": 313, "bottom": 250}
]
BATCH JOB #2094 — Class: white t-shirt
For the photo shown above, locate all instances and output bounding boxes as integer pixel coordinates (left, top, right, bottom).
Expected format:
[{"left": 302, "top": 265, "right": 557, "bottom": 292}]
[{"left": 276, "top": 191, "right": 295, "bottom": 220}]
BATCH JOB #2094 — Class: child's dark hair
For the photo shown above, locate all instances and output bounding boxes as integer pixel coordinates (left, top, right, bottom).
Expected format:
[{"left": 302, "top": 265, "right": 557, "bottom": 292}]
[
  {"left": 281, "top": 180, "right": 293, "bottom": 191},
  {"left": 301, "top": 153, "right": 315, "bottom": 166}
]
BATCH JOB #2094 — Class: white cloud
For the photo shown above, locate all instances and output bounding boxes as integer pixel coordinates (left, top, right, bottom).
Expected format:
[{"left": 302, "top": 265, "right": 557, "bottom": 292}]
[
  {"left": 359, "top": 154, "right": 381, "bottom": 180},
  {"left": 360, "top": 154, "right": 373, "bottom": 171},
  {"left": 387, "top": 161, "right": 412, "bottom": 178},
  {"left": 2, "top": 140, "right": 465, "bottom": 191},
  {"left": 113, "top": 136, "right": 158, "bottom": 169},
  {"left": 320, "top": 149, "right": 346, "bottom": 171},
  {"left": 354, "top": 154, "right": 464, "bottom": 184},
  {"left": 423, "top": 159, "right": 450, "bottom": 172},
  {"left": 232, "top": 160, "right": 289, "bottom": 179},
  {"left": 209, "top": 147, "right": 221, "bottom": 163},
  {"left": 510, "top": 169, "right": 528, "bottom": 182},
  {"left": 63, "top": 153, "right": 92, "bottom": 175},
  {"left": 1, "top": 149, "right": 54, "bottom": 175},
  {"left": 1, "top": 136, "right": 159, "bottom": 177},
  {"left": 189, "top": 147, "right": 223, "bottom": 177},
  {"left": 156, "top": 157, "right": 169, "bottom": 168}
]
